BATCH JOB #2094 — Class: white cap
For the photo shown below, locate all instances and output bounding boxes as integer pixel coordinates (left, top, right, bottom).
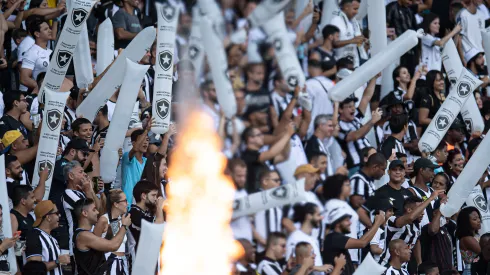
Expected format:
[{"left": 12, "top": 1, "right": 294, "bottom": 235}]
[
  {"left": 464, "top": 48, "right": 483, "bottom": 63},
  {"left": 326, "top": 206, "right": 352, "bottom": 225},
  {"left": 336, "top": 68, "right": 353, "bottom": 80}
]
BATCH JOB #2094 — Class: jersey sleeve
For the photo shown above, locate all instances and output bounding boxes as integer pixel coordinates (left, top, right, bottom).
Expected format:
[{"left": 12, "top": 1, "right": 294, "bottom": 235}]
[
  {"left": 21, "top": 49, "right": 37, "bottom": 71},
  {"left": 25, "top": 232, "right": 42, "bottom": 259},
  {"left": 419, "top": 94, "right": 432, "bottom": 109},
  {"left": 111, "top": 10, "right": 127, "bottom": 30}
]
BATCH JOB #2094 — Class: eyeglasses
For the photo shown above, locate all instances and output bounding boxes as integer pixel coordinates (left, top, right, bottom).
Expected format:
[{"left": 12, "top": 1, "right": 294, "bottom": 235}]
[{"left": 116, "top": 199, "right": 128, "bottom": 204}]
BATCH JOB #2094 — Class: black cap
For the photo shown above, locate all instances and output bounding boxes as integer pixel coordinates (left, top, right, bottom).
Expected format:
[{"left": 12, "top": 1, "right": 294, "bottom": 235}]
[
  {"left": 244, "top": 105, "right": 268, "bottom": 118},
  {"left": 374, "top": 197, "right": 397, "bottom": 212},
  {"left": 380, "top": 92, "right": 404, "bottom": 108},
  {"left": 320, "top": 56, "right": 336, "bottom": 72},
  {"left": 389, "top": 159, "right": 404, "bottom": 170},
  {"left": 467, "top": 137, "right": 482, "bottom": 155},
  {"left": 69, "top": 86, "right": 79, "bottom": 100},
  {"left": 341, "top": 95, "right": 359, "bottom": 105},
  {"left": 64, "top": 138, "right": 94, "bottom": 153},
  {"left": 449, "top": 118, "right": 465, "bottom": 130},
  {"left": 414, "top": 158, "right": 439, "bottom": 172}
]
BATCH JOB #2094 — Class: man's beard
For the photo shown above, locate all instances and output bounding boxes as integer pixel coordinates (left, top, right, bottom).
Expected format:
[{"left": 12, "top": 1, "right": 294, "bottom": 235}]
[
  {"left": 145, "top": 199, "right": 157, "bottom": 215},
  {"left": 13, "top": 173, "right": 23, "bottom": 181},
  {"left": 341, "top": 225, "right": 351, "bottom": 234}
]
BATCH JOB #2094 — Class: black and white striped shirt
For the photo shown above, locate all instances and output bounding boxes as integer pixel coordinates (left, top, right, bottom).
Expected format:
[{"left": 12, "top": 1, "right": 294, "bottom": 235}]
[
  {"left": 257, "top": 256, "right": 283, "bottom": 275},
  {"left": 350, "top": 170, "right": 375, "bottom": 200},
  {"left": 378, "top": 216, "right": 421, "bottom": 266},
  {"left": 254, "top": 207, "right": 283, "bottom": 253},
  {"left": 383, "top": 265, "right": 409, "bottom": 275},
  {"left": 336, "top": 110, "right": 370, "bottom": 169},
  {"left": 62, "top": 189, "right": 87, "bottom": 255},
  {"left": 380, "top": 136, "right": 406, "bottom": 160},
  {"left": 25, "top": 228, "right": 63, "bottom": 275},
  {"left": 63, "top": 106, "right": 76, "bottom": 131},
  {"left": 409, "top": 186, "right": 434, "bottom": 227}
]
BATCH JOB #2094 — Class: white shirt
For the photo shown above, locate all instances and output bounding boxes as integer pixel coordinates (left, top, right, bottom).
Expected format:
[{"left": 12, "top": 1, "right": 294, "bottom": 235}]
[
  {"left": 370, "top": 227, "right": 385, "bottom": 262},
  {"left": 17, "top": 36, "right": 35, "bottom": 63},
  {"left": 305, "top": 76, "right": 335, "bottom": 138},
  {"left": 21, "top": 44, "right": 52, "bottom": 92},
  {"left": 230, "top": 189, "right": 253, "bottom": 242},
  {"left": 458, "top": 7, "right": 486, "bottom": 53},
  {"left": 421, "top": 34, "right": 442, "bottom": 72},
  {"left": 275, "top": 135, "right": 308, "bottom": 185},
  {"left": 286, "top": 230, "right": 323, "bottom": 272},
  {"left": 330, "top": 12, "right": 359, "bottom": 67}
]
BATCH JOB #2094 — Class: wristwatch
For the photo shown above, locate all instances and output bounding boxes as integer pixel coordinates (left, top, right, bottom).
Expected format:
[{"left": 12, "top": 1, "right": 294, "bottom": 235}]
[{"left": 55, "top": 259, "right": 60, "bottom": 266}]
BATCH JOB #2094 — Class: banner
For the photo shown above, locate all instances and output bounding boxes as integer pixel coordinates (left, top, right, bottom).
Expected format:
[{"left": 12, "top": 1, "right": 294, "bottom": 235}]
[
  {"left": 0, "top": 155, "right": 18, "bottom": 274},
  {"left": 441, "top": 39, "right": 485, "bottom": 133},
  {"left": 262, "top": 12, "right": 306, "bottom": 91},
  {"left": 132, "top": 220, "right": 165, "bottom": 275},
  {"left": 32, "top": 89, "right": 70, "bottom": 199},
  {"left": 232, "top": 179, "right": 306, "bottom": 219},
  {"left": 482, "top": 30, "right": 490, "bottom": 97},
  {"left": 330, "top": 30, "right": 421, "bottom": 102},
  {"left": 39, "top": 0, "right": 96, "bottom": 103},
  {"left": 151, "top": 2, "right": 179, "bottom": 135},
  {"left": 100, "top": 59, "right": 149, "bottom": 183},
  {"left": 441, "top": 133, "right": 490, "bottom": 218},
  {"left": 73, "top": 22, "right": 94, "bottom": 89},
  {"left": 353, "top": 253, "right": 386, "bottom": 275},
  {"left": 418, "top": 69, "right": 482, "bottom": 153},
  {"left": 76, "top": 27, "right": 156, "bottom": 122},
  {"left": 247, "top": 0, "right": 291, "bottom": 28},
  {"left": 465, "top": 185, "right": 490, "bottom": 234},
  {"left": 201, "top": 16, "right": 237, "bottom": 119},
  {"left": 186, "top": 7, "right": 204, "bottom": 82},
  {"left": 95, "top": 18, "right": 114, "bottom": 76}
]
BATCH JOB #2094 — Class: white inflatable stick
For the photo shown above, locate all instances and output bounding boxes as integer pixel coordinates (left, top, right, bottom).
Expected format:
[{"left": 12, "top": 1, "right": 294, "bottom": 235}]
[
  {"left": 319, "top": 0, "right": 339, "bottom": 30},
  {"left": 0, "top": 155, "right": 18, "bottom": 274},
  {"left": 76, "top": 27, "right": 156, "bottom": 122},
  {"left": 367, "top": 0, "right": 387, "bottom": 57},
  {"left": 32, "top": 89, "right": 71, "bottom": 199},
  {"left": 39, "top": 0, "right": 96, "bottom": 103},
  {"left": 96, "top": 18, "right": 114, "bottom": 76},
  {"left": 198, "top": 0, "right": 225, "bottom": 39},
  {"left": 482, "top": 30, "right": 490, "bottom": 96},
  {"left": 441, "top": 133, "right": 490, "bottom": 218},
  {"left": 330, "top": 30, "right": 421, "bottom": 102},
  {"left": 465, "top": 185, "right": 490, "bottom": 234},
  {"left": 353, "top": 253, "right": 386, "bottom": 275},
  {"left": 100, "top": 59, "right": 149, "bottom": 183},
  {"left": 185, "top": 7, "right": 204, "bottom": 82},
  {"left": 232, "top": 179, "right": 306, "bottom": 219},
  {"left": 200, "top": 16, "right": 237, "bottom": 119},
  {"left": 132, "top": 220, "right": 165, "bottom": 275},
  {"left": 418, "top": 69, "right": 482, "bottom": 153},
  {"left": 262, "top": 12, "right": 306, "bottom": 90},
  {"left": 73, "top": 22, "right": 94, "bottom": 89},
  {"left": 248, "top": 0, "right": 291, "bottom": 28}
]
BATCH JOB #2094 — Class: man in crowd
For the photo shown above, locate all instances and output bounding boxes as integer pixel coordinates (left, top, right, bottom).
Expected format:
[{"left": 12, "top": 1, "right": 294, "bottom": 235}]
[
  {"left": 122, "top": 128, "right": 150, "bottom": 206},
  {"left": 305, "top": 114, "right": 335, "bottom": 176},
  {"left": 257, "top": 232, "right": 288, "bottom": 275},
  {"left": 10, "top": 185, "right": 36, "bottom": 270},
  {"left": 26, "top": 200, "right": 70, "bottom": 275},
  {"left": 229, "top": 158, "right": 253, "bottom": 242},
  {"left": 0, "top": 92, "right": 29, "bottom": 139},
  {"left": 112, "top": 0, "right": 142, "bottom": 49},
  {"left": 380, "top": 114, "right": 409, "bottom": 159},
  {"left": 409, "top": 158, "right": 439, "bottom": 227},
  {"left": 383, "top": 239, "right": 412, "bottom": 275}
]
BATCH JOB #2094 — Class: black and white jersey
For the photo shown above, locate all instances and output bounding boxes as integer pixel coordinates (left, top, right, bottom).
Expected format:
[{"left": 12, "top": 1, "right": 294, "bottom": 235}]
[
  {"left": 257, "top": 256, "right": 283, "bottom": 275},
  {"left": 409, "top": 186, "right": 434, "bottom": 227},
  {"left": 350, "top": 170, "right": 375, "bottom": 200},
  {"left": 25, "top": 228, "right": 62, "bottom": 275},
  {"left": 380, "top": 136, "right": 406, "bottom": 160},
  {"left": 62, "top": 189, "right": 86, "bottom": 255},
  {"left": 383, "top": 265, "right": 409, "bottom": 275},
  {"left": 254, "top": 207, "right": 283, "bottom": 253},
  {"left": 91, "top": 125, "right": 109, "bottom": 147},
  {"left": 63, "top": 106, "right": 76, "bottom": 131},
  {"left": 336, "top": 110, "right": 370, "bottom": 169},
  {"left": 128, "top": 204, "right": 155, "bottom": 260},
  {"left": 378, "top": 216, "right": 421, "bottom": 266}
]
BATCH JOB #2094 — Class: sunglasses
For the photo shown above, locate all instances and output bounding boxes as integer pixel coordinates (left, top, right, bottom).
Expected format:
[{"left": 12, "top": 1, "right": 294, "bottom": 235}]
[{"left": 116, "top": 199, "right": 127, "bottom": 204}]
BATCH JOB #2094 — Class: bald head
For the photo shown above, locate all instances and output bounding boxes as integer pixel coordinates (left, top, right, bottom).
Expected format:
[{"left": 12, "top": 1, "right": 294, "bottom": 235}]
[
  {"left": 389, "top": 239, "right": 406, "bottom": 253},
  {"left": 295, "top": 242, "right": 312, "bottom": 257}
]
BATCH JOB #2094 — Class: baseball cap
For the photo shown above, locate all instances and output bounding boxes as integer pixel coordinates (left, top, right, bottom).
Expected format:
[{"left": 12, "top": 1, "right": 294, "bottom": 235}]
[
  {"left": 464, "top": 48, "right": 484, "bottom": 63},
  {"left": 64, "top": 138, "right": 94, "bottom": 154},
  {"left": 69, "top": 86, "right": 79, "bottom": 100},
  {"left": 244, "top": 105, "right": 268, "bottom": 118},
  {"left": 380, "top": 92, "right": 404, "bottom": 108},
  {"left": 414, "top": 158, "right": 439, "bottom": 172},
  {"left": 320, "top": 56, "right": 336, "bottom": 71},
  {"left": 1, "top": 130, "right": 23, "bottom": 147},
  {"left": 326, "top": 206, "right": 352, "bottom": 225},
  {"left": 389, "top": 159, "right": 405, "bottom": 170},
  {"left": 373, "top": 197, "right": 397, "bottom": 212},
  {"left": 449, "top": 118, "right": 465, "bottom": 130},
  {"left": 340, "top": 95, "right": 359, "bottom": 106},
  {"left": 33, "top": 200, "right": 56, "bottom": 227},
  {"left": 336, "top": 68, "right": 352, "bottom": 80},
  {"left": 294, "top": 164, "right": 320, "bottom": 177}
]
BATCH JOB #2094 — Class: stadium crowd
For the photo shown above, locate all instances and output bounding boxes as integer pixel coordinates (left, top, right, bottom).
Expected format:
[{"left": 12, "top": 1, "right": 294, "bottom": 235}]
[{"left": 0, "top": 0, "right": 490, "bottom": 274}]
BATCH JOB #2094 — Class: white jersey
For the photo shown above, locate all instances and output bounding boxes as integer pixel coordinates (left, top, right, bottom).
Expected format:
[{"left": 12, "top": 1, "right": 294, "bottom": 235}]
[
  {"left": 458, "top": 8, "right": 486, "bottom": 53},
  {"left": 330, "top": 11, "right": 360, "bottom": 67},
  {"left": 305, "top": 76, "right": 335, "bottom": 138},
  {"left": 17, "top": 36, "right": 35, "bottom": 63},
  {"left": 286, "top": 230, "right": 323, "bottom": 273},
  {"left": 421, "top": 34, "right": 442, "bottom": 72},
  {"left": 21, "top": 44, "right": 52, "bottom": 92}
]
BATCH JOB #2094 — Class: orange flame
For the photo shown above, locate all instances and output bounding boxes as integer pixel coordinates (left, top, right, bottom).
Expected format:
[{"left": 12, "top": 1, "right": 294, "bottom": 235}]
[{"left": 159, "top": 111, "right": 243, "bottom": 275}]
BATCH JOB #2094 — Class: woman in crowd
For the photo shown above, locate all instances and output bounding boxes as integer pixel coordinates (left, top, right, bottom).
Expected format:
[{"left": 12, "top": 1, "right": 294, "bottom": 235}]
[
  {"left": 392, "top": 65, "right": 420, "bottom": 101},
  {"left": 456, "top": 207, "right": 482, "bottom": 275},
  {"left": 443, "top": 149, "right": 465, "bottom": 187},
  {"left": 419, "top": 70, "right": 446, "bottom": 129},
  {"left": 93, "top": 190, "right": 129, "bottom": 275}
]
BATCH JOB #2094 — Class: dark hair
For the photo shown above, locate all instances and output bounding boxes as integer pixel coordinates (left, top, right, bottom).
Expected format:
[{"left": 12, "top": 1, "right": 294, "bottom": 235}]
[
  {"left": 266, "top": 232, "right": 287, "bottom": 249},
  {"left": 443, "top": 148, "right": 462, "bottom": 174},
  {"left": 322, "top": 24, "right": 340, "bottom": 40},
  {"left": 434, "top": 140, "right": 447, "bottom": 152},
  {"left": 366, "top": 153, "right": 387, "bottom": 167},
  {"left": 227, "top": 158, "right": 247, "bottom": 172},
  {"left": 308, "top": 152, "right": 328, "bottom": 163},
  {"left": 5, "top": 154, "right": 18, "bottom": 168},
  {"left": 3, "top": 91, "right": 24, "bottom": 114},
  {"left": 241, "top": 127, "right": 257, "bottom": 144},
  {"left": 131, "top": 129, "right": 146, "bottom": 142},
  {"left": 392, "top": 65, "right": 407, "bottom": 90},
  {"left": 292, "top": 202, "right": 318, "bottom": 223},
  {"left": 418, "top": 261, "right": 438, "bottom": 275},
  {"left": 336, "top": 57, "right": 354, "bottom": 71},
  {"left": 29, "top": 0, "right": 45, "bottom": 8},
  {"left": 431, "top": 172, "right": 450, "bottom": 191},
  {"left": 25, "top": 15, "right": 45, "bottom": 36},
  {"left": 389, "top": 114, "right": 409, "bottom": 134},
  {"left": 27, "top": 16, "right": 48, "bottom": 38},
  {"left": 259, "top": 169, "right": 278, "bottom": 183},
  {"left": 395, "top": 152, "right": 407, "bottom": 159},
  {"left": 98, "top": 105, "right": 108, "bottom": 117},
  {"left": 133, "top": 180, "right": 159, "bottom": 203},
  {"left": 72, "top": 118, "right": 92, "bottom": 133},
  {"left": 456, "top": 207, "right": 481, "bottom": 239},
  {"left": 12, "top": 185, "right": 32, "bottom": 207},
  {"left": 421, "top": 13, "right": 440, "bottom": 35},
  {"left": 360, "top": 146, "right": 376, "bottom": 166},
  {"left": 323, "top": 174, "right": 349, "bottom": 200},
  {"left": 12, "top": 28, "right": 28, "bottom": 42},
  {"left": 425, "top": 70, "right": 443, "bottom": 95},
  {"left": 403, "top": 196, "right": 423, "bottom": 212},
  {"left": 73, "top": 198, "right": 95, "bottom": 222},
  {"left": 339, "top": 0, "right": 359, "bottom": 7}
]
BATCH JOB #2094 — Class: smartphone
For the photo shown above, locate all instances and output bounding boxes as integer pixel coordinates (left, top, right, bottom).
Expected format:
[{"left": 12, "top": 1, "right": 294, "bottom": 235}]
[
  {"left": 14, "top": 231, "right": 21, "bottom": 238},
  {"left": 92, "top": 177, "right": 99, "bottom": 194}
]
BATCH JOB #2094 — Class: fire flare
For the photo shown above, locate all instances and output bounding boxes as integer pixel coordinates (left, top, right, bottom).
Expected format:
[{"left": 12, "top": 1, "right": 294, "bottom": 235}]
[{"left": 159, "top": 111, "right": 243, "bottom": 275}]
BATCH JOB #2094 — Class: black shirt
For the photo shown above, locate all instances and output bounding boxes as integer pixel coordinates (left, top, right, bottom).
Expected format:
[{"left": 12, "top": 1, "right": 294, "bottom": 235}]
[
  {"left": 0, "top": 114, "right": 28, "bottom": 139},
  {"left": 73, "top": 228, "right": 107, "bottom": 275},
  {"left": 48, "top": 158, "right": 70, "bottom": 205},
  {"left": 366, "top": 184, "right": 414, "bottom": 217},
  {"left": 472, "top": 254, "right": 490, "bottom": 275},
  {"left": 419, "top": 92, "right": 444, "bottom": 120},
  {"left": 420, "top": 222, "right": 453, "bottom": 272},
  {"left": 241, "top": 149, "right": 269, "bottom": 193},
  {"left": 322, "top": 232, "right": 355, "bottom": 275},
  {"left": 380, "top": 136, "right": 406, "bottom": 160},
  {"left": 128, "top": 204, "right": 155, "bottom": 252},
  {"left": 304, "top": 135, "right": 326, "bottom": 161}
]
